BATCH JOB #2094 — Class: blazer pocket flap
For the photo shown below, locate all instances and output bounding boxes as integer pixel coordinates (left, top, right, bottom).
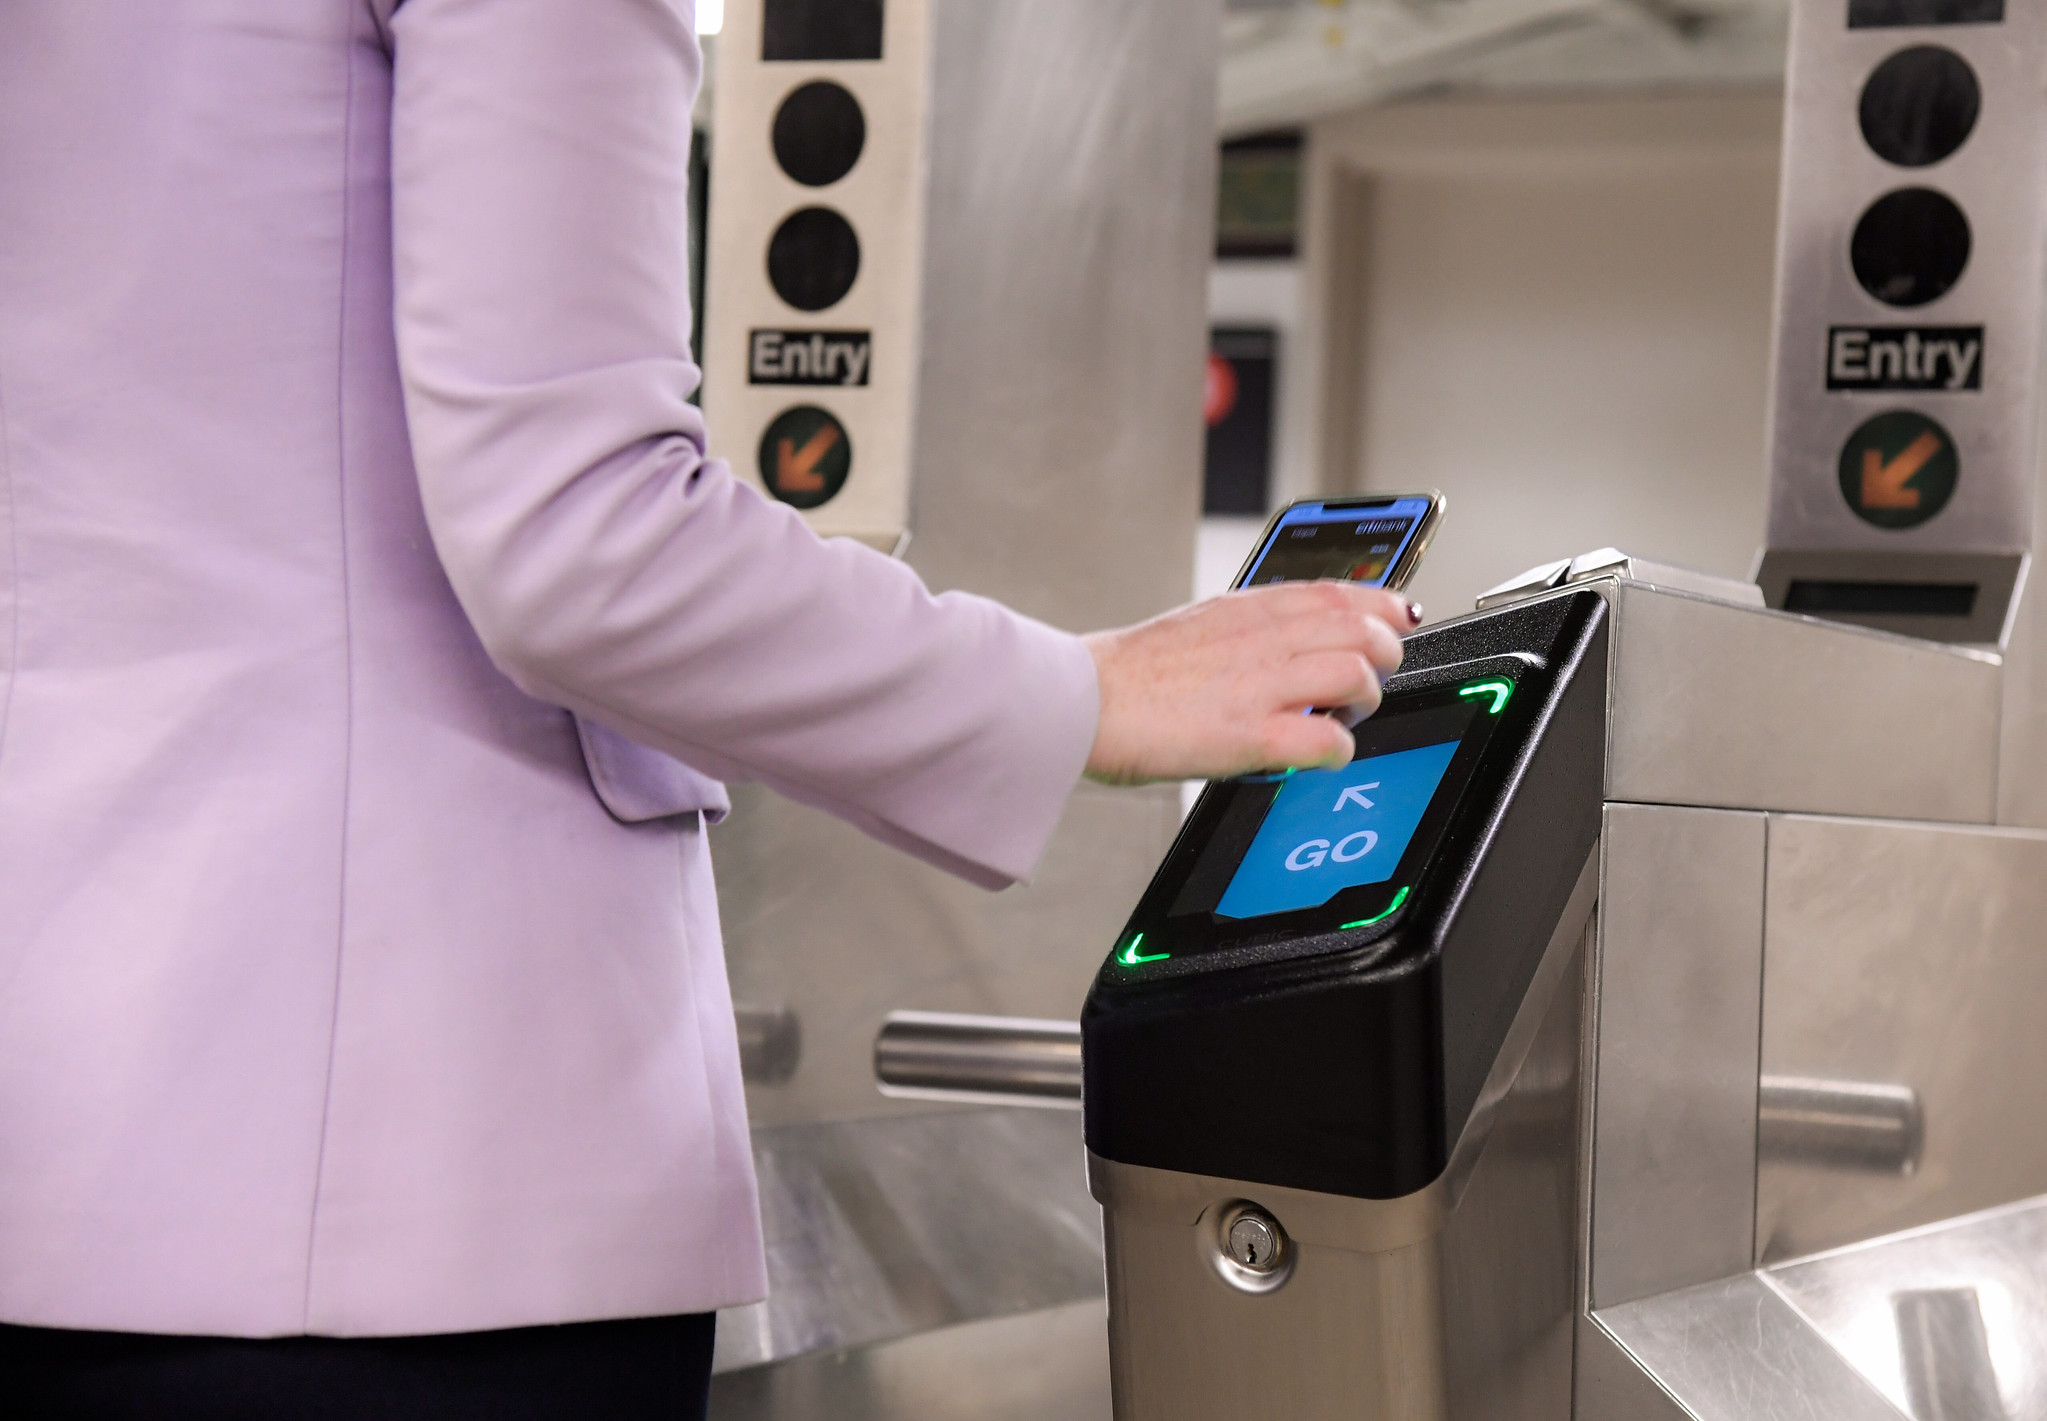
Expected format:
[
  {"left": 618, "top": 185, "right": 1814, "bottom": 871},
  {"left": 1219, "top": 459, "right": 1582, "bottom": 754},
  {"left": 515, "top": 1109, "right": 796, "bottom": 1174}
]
[{"left": 575, "top": 715, "right": 730, "bottom": 824}]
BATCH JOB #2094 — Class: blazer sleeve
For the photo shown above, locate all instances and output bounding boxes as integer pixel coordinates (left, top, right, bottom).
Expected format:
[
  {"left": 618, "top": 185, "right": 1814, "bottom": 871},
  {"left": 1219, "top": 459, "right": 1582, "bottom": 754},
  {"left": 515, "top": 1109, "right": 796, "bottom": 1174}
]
[{"left": 378, "top": 0, "right": 1100, "bottom": 890}]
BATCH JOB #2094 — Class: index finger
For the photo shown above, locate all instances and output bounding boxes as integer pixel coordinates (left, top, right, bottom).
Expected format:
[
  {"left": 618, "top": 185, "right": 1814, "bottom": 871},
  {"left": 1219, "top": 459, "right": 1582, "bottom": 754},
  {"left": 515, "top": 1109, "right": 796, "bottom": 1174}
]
[
  {"left": 1240, "top": 578, "right": 1415, "bottom": 629},
  {"left": 1240, "top": 585, "right": 1415, "bottom": 668}
]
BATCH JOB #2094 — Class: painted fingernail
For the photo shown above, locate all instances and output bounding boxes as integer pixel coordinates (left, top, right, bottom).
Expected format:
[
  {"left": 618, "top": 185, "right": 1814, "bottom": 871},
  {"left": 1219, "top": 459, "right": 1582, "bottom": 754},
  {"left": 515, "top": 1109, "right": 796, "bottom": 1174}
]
[{"left": 1406, "top": 601, "right": 1424, "bottom": 625}]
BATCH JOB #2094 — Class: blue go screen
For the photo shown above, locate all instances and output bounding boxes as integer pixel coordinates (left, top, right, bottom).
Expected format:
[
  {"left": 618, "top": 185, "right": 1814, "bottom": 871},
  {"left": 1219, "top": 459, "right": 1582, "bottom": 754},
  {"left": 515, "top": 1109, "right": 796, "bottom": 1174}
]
[
  {"left": 1216, "top": 742, "right": 1460, "bottom": 919},
  {"left": 1111, "top": 675, "right": 1517, "bottom": 969}
]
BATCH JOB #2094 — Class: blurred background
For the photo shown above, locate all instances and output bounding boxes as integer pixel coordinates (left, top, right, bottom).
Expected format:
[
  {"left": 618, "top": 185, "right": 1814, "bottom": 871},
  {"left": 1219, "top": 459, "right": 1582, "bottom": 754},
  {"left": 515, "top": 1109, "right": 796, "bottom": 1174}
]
[
  {"left": 1202, "top": 0, "right": 1787, "bottom": 614},
  {"left": 695, "top": 0, "right": 1793, "bottom": 1127},
  {"left": 689, "top": 2, "right": 1800, "bottom": 1413}
]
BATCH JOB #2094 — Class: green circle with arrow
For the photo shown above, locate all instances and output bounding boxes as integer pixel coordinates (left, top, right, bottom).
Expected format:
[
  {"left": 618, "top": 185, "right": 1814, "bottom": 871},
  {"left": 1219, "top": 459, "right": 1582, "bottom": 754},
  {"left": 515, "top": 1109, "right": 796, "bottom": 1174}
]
[
  {"left": 758, "top": 405, "right": 852, "bottom": 510},
  {"left": 1837, "top": 409, "right": 1957, "bottom": 530}
]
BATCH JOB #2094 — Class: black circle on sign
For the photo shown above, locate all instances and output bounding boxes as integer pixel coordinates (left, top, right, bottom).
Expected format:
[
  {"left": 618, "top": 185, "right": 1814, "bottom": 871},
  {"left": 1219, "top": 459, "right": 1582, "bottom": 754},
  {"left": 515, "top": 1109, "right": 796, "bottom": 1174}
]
[
  {"left": 767, "top": 207, "right": 861, "bottom": 312},
  {"left": 773, "top": 82, "right": 866, "bottom": 187},
  {"left": 1859, "top": 47, "right": 1980, "bottom": 168},
  {"left": 1836, "top": 409, "right": 1958, "bottom": 531},
  {"left": 758, "top": 405, "right": 852, "bottom": 510},
  {"left": 1850, "top": 188, "right": 1970, "bottom": 307}
]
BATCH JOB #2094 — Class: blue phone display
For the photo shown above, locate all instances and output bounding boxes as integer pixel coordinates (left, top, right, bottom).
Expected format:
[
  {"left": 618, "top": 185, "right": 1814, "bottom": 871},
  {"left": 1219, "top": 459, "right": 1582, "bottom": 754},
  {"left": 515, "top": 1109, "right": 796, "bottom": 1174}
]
[
  {"left": 1238, "top": 497, "right": 1434, "bottom": 589},
  {"left": 1214, "top": 742, "right": 1460, "bottom": 920}
]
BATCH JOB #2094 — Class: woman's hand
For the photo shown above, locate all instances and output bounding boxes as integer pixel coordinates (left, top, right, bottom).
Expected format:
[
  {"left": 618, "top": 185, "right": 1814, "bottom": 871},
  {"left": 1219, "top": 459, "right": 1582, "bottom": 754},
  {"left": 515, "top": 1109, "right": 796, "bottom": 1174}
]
[{"left": 1082, "top": 582, "right": 1420, "bottom": 786}]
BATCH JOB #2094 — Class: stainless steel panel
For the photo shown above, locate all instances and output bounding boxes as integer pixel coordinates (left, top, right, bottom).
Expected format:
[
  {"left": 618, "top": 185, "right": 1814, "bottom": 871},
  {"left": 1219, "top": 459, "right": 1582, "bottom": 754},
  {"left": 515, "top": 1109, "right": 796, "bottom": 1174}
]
[
  {"left": 1758, "top": 817, "right": 2047, "bottom": 1264},
  {"left": 702, "top": 0, "right": 934, "bottom": 549},
  {"left": 2001, "top": 547, "right": 2047, "bottom": 831},
  {"left": 1754, "top": 550, "right": 2026, "bottom": 648},
  {"left": 908, "top": 0, "right": 1214, "bottom": 633},
  {"left": 1477, "top": 557, "right": 1574, "bottom": 610},
  {"left": 1443, "top": 845, "right": 1599, "bottom": 1207},
  {"left": 1595, "top": 1272, "right": 1909, "bottom": 1421},
  {"left": 873, "top": 1011, "right": 1082, "bottom": 1107},
  {"left": 1765, "top": 1194, "right": 2047, "bottom": 1421},
  {"left": 1764, "top": 2, "right": 2047, "bottom": 558},
  {"left": 1573, "top": 1313, "right": 1693, "bottom": 1421},
  {"left": 1091, "top": 1152, "right": 1449, "bottom": 1264},
  {"left": 713, "top": 0, "right": 1215, "bottom": 1133},
  {"left": 1604, "top": 582, "right": 2000, "bottom": 822},
  {"left": 2001, "top": 516, "right": 2047, "bottom": 832},
  {"left": 1896, "top": 1289, "right": 2007, "bottom": 1421},
  {"left": 1101, "top": 1196, "right": 1449, "bottom": 1420},
  {"left": 710, "top": 1297, "right": 1111, "bottom": 1421},
  {"left": 713, "top": 1107, "right": 1102, "bottom": 1374},
  {"left": 1477, "top": 549, "right": 1763, "bottom": 614},
  {"left": 1589, "top": 803, "right": 1764, "bottom": 1309},
  {"left": 1439, "top": 922, "right": 1585, "bottom": 1421},
  {"left": 1568, "top": 549, "right": 1763, "bottom": 607}
]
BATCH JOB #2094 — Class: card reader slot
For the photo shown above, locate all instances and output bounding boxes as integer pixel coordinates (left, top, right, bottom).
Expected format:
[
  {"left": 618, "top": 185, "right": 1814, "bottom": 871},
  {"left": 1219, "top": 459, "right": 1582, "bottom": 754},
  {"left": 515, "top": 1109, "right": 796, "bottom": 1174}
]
[{"left": 1784, "top": 579, "right": 1978, "bottom": 618}]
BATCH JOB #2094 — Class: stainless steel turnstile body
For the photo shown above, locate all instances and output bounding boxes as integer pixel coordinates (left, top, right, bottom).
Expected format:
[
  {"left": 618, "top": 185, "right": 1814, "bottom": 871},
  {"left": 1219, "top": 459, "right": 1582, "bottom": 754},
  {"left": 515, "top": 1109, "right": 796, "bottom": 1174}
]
[{"left": 1092, "top": 572, "right": 2047, "bottom": 1420}]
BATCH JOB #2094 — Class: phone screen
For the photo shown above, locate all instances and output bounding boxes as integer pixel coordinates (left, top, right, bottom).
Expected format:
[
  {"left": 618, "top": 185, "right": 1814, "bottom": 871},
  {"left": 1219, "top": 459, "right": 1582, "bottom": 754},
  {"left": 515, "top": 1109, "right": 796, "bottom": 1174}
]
[{"left": 1237, "top": 496, "right": 1435, "bottom": 589}]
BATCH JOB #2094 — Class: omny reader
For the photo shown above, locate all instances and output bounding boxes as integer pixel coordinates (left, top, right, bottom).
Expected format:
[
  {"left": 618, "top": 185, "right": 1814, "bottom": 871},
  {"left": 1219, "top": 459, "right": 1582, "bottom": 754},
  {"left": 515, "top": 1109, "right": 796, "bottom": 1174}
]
[
  {"left": 1083, "top": 590, "right": 1606, "bottom": 1204},
  {"left": 1080, "top": 587, "right": 1611, "bottom": 1418}
]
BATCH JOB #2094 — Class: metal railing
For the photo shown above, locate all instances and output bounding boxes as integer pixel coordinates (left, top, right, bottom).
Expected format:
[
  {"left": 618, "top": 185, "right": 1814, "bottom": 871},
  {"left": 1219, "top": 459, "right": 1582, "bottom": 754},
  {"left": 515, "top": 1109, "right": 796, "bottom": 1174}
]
[
  {"left": 1758, "top": 1074, "right": 1923, "bottom": 1175},
  {"left": 874, "top": 1012, "right": 1083, "bottom": 1108},
  {"left": 871, "top": 1019, "right": 1924, "bottom": 1174}
]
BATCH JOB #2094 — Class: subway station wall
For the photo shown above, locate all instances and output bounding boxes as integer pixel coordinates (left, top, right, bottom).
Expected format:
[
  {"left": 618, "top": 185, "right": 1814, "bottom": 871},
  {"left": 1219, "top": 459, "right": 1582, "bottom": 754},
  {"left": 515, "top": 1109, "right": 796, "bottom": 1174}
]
[{"left": 1305, "top": 93, "right": 1784, "bottom": 621}]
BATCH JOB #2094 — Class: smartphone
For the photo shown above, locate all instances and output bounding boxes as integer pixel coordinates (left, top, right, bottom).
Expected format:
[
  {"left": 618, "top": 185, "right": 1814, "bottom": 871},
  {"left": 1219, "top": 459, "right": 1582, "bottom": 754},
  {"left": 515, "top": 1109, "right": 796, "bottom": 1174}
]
[
  {"left": 1232, "top": 493, "right": 1444, "bottom": 593},
  {"left": 1233, "top": 492, "right": 1444, "bottom": 728}
]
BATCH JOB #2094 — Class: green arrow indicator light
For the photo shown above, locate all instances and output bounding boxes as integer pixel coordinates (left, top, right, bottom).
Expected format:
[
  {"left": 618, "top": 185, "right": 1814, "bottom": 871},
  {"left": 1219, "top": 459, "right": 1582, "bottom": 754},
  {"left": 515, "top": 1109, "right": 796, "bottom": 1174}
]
[
  {"left": 1117, "top": 933, "right": 1169, "bottom": 966},
  {"left": 1341, "top": 886, "right": 1410, "bottom": 930},
  {"left": 1459, "top": 679, "right": 1513, "bottom": 715}
]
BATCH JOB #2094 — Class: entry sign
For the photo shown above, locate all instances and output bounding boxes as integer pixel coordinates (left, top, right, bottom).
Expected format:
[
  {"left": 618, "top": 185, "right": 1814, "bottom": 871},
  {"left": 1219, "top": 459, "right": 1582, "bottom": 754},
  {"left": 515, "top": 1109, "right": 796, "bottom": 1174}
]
[
  {"left": 1827, "top": 326, "right": 1983, "bottom": 392},
  {"left": 749, "top": 329, "right": 873, "bottom": 387},
  {"left": 1215, "top": 742, "right": 1458, "bottom": 920},
  {"left": 758, "top": 405, "right": 852, "bottom": 510},
  {"left": 1836, "top": 410, "right": 1959, "bottom": 530}
]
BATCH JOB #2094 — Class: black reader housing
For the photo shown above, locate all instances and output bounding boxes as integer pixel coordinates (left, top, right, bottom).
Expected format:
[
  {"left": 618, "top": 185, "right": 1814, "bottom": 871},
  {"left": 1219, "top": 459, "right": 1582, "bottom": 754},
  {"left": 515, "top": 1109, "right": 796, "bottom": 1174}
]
[{"left": 1081, "top": 590, "right": 1609, "bottom": 1201}]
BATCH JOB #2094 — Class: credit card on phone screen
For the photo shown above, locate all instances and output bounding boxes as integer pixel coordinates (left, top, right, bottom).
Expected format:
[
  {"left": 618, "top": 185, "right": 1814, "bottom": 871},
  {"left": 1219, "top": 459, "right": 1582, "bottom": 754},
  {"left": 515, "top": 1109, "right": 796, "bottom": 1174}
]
[
  {"left": 1232, "top": 493, "right": 1444, "bottom": 593},
  {"left": 1233, "top": 493, "right": 1445, "bottom": 728}
]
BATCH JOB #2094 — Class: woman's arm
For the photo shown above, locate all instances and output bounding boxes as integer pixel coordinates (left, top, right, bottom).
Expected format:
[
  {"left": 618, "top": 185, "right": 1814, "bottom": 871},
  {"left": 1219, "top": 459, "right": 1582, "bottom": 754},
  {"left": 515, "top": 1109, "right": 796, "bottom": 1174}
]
[
  {"left": 379, "top": 0, "right": 1408, "bottom": 888},
  {"left": 384, "top": 0, "right": 1105, "bottom": 887}
]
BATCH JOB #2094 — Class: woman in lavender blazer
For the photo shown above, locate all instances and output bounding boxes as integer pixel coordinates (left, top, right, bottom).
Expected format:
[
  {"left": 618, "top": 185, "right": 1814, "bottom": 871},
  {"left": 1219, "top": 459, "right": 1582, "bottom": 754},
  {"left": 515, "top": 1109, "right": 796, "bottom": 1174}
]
[{"left": 0, "top": 0, "right": 1414, "bottom": 1413}]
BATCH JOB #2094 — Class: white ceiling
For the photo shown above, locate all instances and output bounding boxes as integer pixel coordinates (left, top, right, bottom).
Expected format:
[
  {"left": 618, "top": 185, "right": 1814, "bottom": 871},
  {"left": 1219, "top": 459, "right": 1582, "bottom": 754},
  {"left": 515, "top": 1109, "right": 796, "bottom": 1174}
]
[
  {"left": 1220, "top": 0, "right": 1790, "bottom": 136},
  {"left": 694, "top": 1, "right": 1790, "bottom": 138}
]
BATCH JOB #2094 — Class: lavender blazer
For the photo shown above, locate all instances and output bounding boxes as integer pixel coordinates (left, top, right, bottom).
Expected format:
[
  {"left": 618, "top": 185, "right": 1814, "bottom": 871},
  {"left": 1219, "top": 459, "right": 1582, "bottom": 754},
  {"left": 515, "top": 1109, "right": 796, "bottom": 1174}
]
[{"left": 0, "top": 0, "right": 1098, "bottom": 1337}]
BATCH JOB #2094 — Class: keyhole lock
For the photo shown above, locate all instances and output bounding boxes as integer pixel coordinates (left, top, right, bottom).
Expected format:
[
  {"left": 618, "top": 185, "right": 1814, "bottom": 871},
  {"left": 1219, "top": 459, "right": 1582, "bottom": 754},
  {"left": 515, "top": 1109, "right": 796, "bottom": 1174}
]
[
  {"left": 1227, "top": 1213, "right": 1282, "bottom": 1272},
  {"left": 1207, "top": 1202, "right": 1294, "bottom": 1294}
]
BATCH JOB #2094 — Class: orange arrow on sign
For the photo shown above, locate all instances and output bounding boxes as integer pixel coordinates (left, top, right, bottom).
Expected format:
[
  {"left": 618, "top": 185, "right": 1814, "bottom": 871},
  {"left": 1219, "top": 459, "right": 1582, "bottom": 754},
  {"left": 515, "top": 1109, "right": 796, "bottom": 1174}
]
[
  {"left": 776, "top": 424, "right": 841, "bottom": 494},
  {"left": 1861, "top": 430, "right": 1944, "bottom": 510}
]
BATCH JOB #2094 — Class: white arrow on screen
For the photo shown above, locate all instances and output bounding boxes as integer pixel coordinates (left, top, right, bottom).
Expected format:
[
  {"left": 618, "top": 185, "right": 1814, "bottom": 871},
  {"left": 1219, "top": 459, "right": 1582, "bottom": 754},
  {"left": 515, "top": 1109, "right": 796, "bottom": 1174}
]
[{"left": 1335, "top": 783, "right": 1379, "bottom": 812}]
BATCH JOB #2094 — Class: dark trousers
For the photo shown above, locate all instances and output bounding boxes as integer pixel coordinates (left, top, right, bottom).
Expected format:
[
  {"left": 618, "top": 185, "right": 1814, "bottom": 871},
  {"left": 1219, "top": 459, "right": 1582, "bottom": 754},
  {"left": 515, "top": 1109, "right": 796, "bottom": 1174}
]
[{"left": 0, "top": 1313, "right": 715, "bottom": 1421}]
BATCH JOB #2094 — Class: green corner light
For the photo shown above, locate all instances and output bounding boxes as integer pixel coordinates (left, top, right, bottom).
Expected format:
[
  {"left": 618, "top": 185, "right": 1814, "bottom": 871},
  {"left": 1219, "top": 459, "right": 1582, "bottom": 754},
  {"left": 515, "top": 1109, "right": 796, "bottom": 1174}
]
[
  {"left": 1341, "top": 886, "right": 1410, "bottom": 931},
  {"left": 1459, "top": 679, "right": 1513, "bottom": 715},
  {"left": 1117, "top": 933, "right": 1169, "bottom": 966}
]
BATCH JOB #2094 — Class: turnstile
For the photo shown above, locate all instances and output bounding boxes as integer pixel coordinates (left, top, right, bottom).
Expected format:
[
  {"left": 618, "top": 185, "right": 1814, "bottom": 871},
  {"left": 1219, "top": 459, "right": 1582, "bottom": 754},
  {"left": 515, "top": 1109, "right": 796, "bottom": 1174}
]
[{"left": 1081, "top": 561, "right": 2047, "bottom": 1420}]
